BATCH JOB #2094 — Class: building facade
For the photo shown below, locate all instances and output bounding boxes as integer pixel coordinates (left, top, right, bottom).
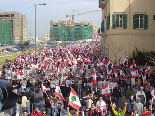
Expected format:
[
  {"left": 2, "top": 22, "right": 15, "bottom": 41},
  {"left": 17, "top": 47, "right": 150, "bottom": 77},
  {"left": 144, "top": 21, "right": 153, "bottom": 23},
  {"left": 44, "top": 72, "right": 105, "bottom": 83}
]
[
  {"left": 27, "top": 37, "right": 39, "bottom": 45},
  {"left": 50, "top": 20, "right": 98, "bottom": 41},
  {"left": 0, "top": 12, "right": 27, "bottom": 44},
  {"left": 43, "top": 34, "right": 50, "bottom": 41},
  {"left": 99, "top": 0, "right": 155, "bottom": 61}
]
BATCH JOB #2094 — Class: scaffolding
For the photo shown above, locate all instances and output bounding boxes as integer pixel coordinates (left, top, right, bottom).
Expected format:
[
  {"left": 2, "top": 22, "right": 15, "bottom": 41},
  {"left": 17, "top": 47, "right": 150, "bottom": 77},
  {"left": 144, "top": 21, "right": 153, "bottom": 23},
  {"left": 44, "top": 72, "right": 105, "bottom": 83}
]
[
  {"left": 0, "top": 20, "right": 12, "bottom": 44},
  {"left": 50, "top": 21, "right": 94, "bottom": 41}
]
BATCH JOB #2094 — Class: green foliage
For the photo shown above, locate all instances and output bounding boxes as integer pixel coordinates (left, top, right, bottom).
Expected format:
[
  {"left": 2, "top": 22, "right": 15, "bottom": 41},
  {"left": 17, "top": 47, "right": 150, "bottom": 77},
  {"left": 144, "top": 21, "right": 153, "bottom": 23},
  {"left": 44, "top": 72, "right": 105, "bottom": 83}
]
[
  {"left": 132, "top": 48, "right": 155, "bottom": 66},
  {"left": 24, "top": 42, "right": 30, "bottom": 46}
]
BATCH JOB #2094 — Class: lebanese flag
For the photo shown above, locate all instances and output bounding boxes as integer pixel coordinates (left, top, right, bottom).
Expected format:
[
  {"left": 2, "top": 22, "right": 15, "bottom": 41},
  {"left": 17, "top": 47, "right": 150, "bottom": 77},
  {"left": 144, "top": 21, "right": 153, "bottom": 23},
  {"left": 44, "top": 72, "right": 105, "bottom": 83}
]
[
  {"left": 117, "top": 58, "right": 123, "bottom": 67},
  {"left": 130, "top": 60, "right": 136, "bottom": 69},
  {"left": 129, "top": 64, "right": 134, "bottom": 69},
  {"left": 83, "top": 58, "right": 91, "bottom": 63},
  {"left": 151, "top": 88, "right": 155, "bottom": 100},
  {"left": 40, "top": 83, "right": 50, "bottom": 92},
  {"left": 119, "top": 69, "right": 126, "bottom": 78},
  {"left": 105, "top": 60, "right": 111, "bottom": 68},
  {"left": 69, "top": 88, "right": 81, "bottom": 109},
  {"left": 142, "top": 75, "right": 148, "bottom": 85},
  {"left": 107, "top": 68, "right": 113, "bottom": 75},
  {"left": 123, "top": 51, "right": 129, "bottom": 64},
  {"left": 102, "top": 84, "right": 110, "bottom": 95},
  {"left": 131, "top": 69, "right": 139, "bottom": 78},
  {"left": 77, "top": 56, "right": 83, "bottom": 62},
  {"left": 54, "top": 85, "right": 65, "bottom": 101},
  {"left": 145, "top": 65, "right": 150, "bottom": 74}
]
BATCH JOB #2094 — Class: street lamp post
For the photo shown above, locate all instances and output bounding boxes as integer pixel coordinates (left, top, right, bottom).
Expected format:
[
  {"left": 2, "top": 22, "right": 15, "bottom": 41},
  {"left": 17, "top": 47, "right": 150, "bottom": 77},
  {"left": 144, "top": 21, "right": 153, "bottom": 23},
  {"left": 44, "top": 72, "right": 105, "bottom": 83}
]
[{"left": 34, "top": 3, "right": 46, "bottom": 59}]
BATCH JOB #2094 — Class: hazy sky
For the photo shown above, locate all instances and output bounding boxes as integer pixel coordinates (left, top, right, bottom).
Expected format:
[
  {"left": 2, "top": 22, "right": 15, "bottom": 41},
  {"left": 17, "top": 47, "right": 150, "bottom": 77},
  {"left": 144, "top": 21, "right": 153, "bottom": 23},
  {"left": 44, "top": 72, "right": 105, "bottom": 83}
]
[{"left": 0, "top": 0, "right": 102, "bottom": 39}]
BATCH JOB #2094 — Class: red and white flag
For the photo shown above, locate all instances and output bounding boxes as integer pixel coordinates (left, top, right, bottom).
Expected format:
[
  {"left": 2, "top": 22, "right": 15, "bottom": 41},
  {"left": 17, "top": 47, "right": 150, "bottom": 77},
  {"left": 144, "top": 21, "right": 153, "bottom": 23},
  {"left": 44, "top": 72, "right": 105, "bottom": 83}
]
[
  {"left": 130, "top": 60, "right": 136, "bottom": 69},
  {"left": 120, "top": 69, "right": 126, "bottom": 78},
  {"left": 107, "top": 68, "right": 113, "bottom": 75},
  {"left": 123, "top": 51, "right": 129, "bottom": 64},
  {"left": 105, "top": 60, "right": 111, "bottom": 68},
  {"left": 151, "top": 88, "right": 155, "bottom": 100},
  {"left": 40, "top": 83, "right": 50, "bottom": 92},
  {"left": 69, "top": 88, "right": 81, "bottom": 109},
  {"left": 117, "top": 58, "right": 123, "bottom": 67},
  {"left": 54, "top": 85, "right": 65, "bottom": 101},
  {"left": 131, "top": 69, "right": 139, "bottom": 78},
  {"left": 145, "top": 65, "right": 150, "bottom": 74},
  {"left": 102, "top": 84, "right": 110, "bottom": 95},
  {"left": 142, "top": 74, "right": 148, "bottom": 85}
]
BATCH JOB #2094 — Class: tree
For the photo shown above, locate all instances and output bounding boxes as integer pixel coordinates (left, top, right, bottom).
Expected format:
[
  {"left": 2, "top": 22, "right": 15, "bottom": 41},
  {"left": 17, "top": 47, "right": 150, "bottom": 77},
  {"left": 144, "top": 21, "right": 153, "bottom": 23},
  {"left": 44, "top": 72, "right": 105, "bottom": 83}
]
[
  {"left": 132, "top": 48, "right": 155, "bottom": 66},
  {"left": 109, "top": 41, "right": 123, "bottom": 61},
  {"left": 24, "top": 42, "right": 30, "bottom": 46}
]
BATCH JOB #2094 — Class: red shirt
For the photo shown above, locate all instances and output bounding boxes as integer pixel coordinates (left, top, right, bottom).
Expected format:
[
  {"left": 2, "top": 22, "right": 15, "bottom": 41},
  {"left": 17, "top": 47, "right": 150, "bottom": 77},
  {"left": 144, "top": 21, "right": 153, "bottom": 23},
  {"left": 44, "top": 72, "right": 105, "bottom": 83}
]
[{"left": 30, "top": 111, "right": 42, "bottom": 116}]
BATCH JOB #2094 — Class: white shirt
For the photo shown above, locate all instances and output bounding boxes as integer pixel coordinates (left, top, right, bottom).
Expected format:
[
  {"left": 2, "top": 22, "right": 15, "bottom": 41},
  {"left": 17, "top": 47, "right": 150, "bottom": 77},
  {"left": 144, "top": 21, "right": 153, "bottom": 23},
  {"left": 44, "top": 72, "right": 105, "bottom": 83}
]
[{"left": 96, "top": 100, "right": 106, "bottom": 111}]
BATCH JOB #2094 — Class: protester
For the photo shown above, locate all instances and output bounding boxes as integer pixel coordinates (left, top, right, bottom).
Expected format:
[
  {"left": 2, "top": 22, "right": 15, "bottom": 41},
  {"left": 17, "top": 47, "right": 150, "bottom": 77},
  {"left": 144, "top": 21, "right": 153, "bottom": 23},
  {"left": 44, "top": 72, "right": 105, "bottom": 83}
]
[
  {"left": 30, "top": 107, "right": 42, "bottom": 116},
  {"left": 111, "top": 102, "right": 127, "bottom": 116}
]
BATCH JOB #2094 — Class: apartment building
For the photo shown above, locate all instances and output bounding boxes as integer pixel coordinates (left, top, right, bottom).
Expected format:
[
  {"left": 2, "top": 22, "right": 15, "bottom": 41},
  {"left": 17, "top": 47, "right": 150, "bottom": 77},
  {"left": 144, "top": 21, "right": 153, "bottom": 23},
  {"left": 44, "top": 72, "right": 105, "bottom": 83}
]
[
  {"left": 99, "top": 0, "right": 155, "bottom": 61},
  {"left": 0, "top": 12, "right": 27, "bottom": 44},
  {"left": 50, "top": 20, "right": 98, "bottom": 41},
  {"left": 43, "top": 34, "right": 50, "bottom": 41}
]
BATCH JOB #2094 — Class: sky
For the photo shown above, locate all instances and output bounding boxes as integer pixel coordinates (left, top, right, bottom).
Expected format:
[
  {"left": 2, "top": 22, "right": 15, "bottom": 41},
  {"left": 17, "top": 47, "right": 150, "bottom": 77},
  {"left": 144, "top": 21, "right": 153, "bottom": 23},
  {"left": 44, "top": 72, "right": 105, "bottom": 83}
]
[{"left": 0, "top": 0, "right": 102, "bottom": 39}]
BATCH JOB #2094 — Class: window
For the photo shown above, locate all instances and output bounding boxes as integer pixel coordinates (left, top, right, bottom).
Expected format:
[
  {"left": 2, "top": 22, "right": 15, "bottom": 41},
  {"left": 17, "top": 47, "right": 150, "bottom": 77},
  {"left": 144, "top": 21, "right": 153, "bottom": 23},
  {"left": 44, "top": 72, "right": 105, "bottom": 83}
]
[
  {"left": 133, "top": 14, "right": 148, "bottom": 29},
  {"left": 101, "top": 20, "right": 104, "bottom": 32},
  {"left": 112, "top": 14, "right": 127, "bottom": 29},
  {"left": 136, "top": 15, "right": 144, "bottom": 28},
  {"left": 106, "top": 15, "right": 110, "bottom": 30},
  {"left": 153, "top": 15, "right": 155, "bottom": 20},
  {"left": 116, "top": 14, "right": 123, "bottom": 28}
]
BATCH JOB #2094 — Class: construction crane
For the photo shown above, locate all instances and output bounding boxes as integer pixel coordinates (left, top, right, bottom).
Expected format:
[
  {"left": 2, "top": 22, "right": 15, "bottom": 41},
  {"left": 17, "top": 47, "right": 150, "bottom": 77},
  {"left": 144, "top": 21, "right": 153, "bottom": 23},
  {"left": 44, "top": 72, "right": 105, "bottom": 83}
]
[{"left": 66, "top": 10, "right": 101, "bottom": 23}]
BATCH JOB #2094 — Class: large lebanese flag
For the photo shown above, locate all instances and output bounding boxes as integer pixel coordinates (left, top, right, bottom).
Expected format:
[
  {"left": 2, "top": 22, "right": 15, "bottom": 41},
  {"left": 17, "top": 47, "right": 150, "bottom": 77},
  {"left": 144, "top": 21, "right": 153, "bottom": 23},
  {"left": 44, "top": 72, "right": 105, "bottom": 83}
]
[
  {"left": 131, "top": 69, "right": 139, "bottom": 78},
  {"left": 69, "top": 88, "right": 81, "bottom": 109},
  {"left": 54, "top": 85, "right": 65, "bottom": 101},
  {"left": 102, "top": 84, "right": 110, "bottom": 95},
  {"left": 119, "top": 69, "right": 126, "bottom": 78}
]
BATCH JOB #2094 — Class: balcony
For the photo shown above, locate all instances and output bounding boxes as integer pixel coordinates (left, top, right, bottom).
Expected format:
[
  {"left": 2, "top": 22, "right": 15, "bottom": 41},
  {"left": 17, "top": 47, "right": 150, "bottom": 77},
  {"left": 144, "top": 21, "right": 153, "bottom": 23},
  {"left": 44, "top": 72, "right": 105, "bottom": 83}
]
[{"left": 99, "top": 0, "right": 107, "bottom": 9}]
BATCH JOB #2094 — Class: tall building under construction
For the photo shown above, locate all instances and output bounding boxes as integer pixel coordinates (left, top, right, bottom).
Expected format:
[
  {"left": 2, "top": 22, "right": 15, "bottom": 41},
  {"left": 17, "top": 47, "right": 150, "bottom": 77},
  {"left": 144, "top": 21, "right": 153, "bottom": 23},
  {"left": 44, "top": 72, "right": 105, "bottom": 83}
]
[
  {"left": 50, "top": 20, "right": 98, "bottom": 41},
  {"left": 0, "top": 12, "right": 27, "bottom": 44}
]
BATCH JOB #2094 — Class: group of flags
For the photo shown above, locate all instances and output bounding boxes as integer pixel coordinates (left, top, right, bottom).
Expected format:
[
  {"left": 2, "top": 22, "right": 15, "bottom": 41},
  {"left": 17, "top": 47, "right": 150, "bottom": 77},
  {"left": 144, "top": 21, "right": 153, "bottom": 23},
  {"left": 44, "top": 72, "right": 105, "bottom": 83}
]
[{"left": 42, "top": 82, "right": 111, "bottom": 111}]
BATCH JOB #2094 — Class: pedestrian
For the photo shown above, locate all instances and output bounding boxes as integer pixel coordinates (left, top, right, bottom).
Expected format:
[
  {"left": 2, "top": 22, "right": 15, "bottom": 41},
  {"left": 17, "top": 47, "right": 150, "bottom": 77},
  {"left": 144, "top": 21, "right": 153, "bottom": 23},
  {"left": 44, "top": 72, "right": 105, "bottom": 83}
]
[
  {"left": 136, "top": 87, "right": 146, "bottom": 104},
  {"left": 133, "top": 97, "right": 143, "bottom": 115},
  {"left": 51, "top": 101, "right": 67, "bottom": 116},
  {"left": 33, "top": 89, "right": 44, "bottom": 112},
  {"left": 112, "top": 84, "right": 122, "bottom": 103},
  {"left": 30, "top": 107, "right": 42, "bottom": 116}
]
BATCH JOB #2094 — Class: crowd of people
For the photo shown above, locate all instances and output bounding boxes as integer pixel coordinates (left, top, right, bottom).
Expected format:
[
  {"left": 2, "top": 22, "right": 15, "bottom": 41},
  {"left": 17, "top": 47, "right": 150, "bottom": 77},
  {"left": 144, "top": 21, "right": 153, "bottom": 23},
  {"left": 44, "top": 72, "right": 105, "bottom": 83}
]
[{"left": 0, "top": 40, "right": 155, "bottom": 116}]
